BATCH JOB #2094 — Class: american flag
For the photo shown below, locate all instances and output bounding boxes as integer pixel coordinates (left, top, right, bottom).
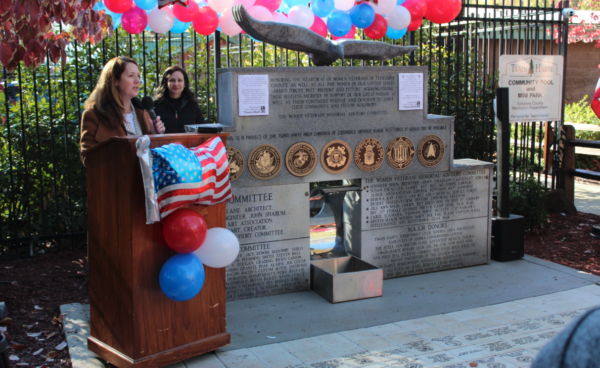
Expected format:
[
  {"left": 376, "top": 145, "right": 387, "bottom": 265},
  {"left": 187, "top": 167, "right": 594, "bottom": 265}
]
[{"left": 151, "top": 137, "right": 232, "bottom": 218}]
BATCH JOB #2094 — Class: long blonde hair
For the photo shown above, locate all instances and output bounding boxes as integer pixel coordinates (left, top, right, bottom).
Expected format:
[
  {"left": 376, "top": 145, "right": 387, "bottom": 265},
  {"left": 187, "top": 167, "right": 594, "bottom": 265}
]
[{"left": 84, "top": 56, "right": 138, "bottom": 129}]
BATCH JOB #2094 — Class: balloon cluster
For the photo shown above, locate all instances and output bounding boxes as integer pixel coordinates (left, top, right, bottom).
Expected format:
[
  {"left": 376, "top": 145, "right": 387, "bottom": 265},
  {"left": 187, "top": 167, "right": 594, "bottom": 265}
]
[
  {"left": 159, "top": 209, "right": 240, "bottom": 301},
  {"left": 99, "top": 0, "right": 461, "bottom": 39}
]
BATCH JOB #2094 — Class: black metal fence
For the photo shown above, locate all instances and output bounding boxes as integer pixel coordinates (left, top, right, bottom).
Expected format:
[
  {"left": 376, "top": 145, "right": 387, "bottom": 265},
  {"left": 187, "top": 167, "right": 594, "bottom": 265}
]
[{"left": 0, "top": 0, "right": 568, "bottom": 258}]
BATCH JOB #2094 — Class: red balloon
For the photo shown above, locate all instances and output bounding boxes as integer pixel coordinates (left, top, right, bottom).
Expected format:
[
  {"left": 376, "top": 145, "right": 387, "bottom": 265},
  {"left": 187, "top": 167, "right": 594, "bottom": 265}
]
[
  {"left": 331, "top": 24, "right": 356, "bottom": 40},
  {"left": 407, "top": 17, "right": 423, "bottom": 31},
  {"left": 174, "top": 0, "right": 200, "bottom": 22},
  {"left": 105, "top": 0, "right": 133, "bottom": 13},
  {"left": 403, "top": 0, "right": 427, "bottom": 20},
  {"left": 162, "top": 209, "right": 208, "bottom": 254},
  {"left": 364, "top": 14, "right": 387, "bottom": 40},
  {"left": 310, "top": 15, "right": 328, "bottom": 38},
  {"left": 425, "top": 0, "right": 461, "bottom": 24},
  {"left": 255, "top": 0, "right": 282, "bottom": 13},
  {"left": 193, "top": 7, "right": 219, "bottom": 35}
]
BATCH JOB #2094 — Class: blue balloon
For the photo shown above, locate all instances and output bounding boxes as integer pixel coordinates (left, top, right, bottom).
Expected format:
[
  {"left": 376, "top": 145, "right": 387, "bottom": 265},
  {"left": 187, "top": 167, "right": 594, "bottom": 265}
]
[
  {"left": 134, "top": 0, "right": 158, "bottom": 11},
  {"left": 171, "top": 18, "right": 190, "bottom": 34},
  {"left": 284, "top": 0, "right": 309, "bottom": 7},
  {"left": 159, "top": 253, "right": 205, "bottom": 302},
  {"left": 312, "top": 0, "right": 334, "bottom": 18},
  {"left": 110, "top": 12, "right": 122, "bottom": 30},
  {"left": 397, "top": 0, "right": 405, "bottom": 4},
  {"left": 327, "top": 10, "right": 352, "bottom": 37},
  {"left": 349, "top": 3, "right": 375, "bottom": 29},
  {"left": 386, "top": 26, "right": 407, "bottom": 40},
  {"left": 278, "top": 2, "right": 290, "bottom": 13}
]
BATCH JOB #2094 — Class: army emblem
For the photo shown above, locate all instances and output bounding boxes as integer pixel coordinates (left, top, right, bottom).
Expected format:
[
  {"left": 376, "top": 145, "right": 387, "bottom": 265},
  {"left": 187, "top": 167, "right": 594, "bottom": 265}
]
[
  {"left": 386, "top": 136, "right": 415, "bottom": 170},
  {"left": 286, "top": 142, "right": 318, "bottom": 177},
  {"left": 248, "top": 144, "right": 282, "bottom": 180},
  {"left": 355, "top": 138, "right": 384, "bottom": 172},
  {"left": 226, "top": 146, "right": 244, "bottom": 182},
  {"left": 417, "top": 135, "right": 445, "bottom": 167},
  {"left": 321, "top": 140, "right": 352, "bottom": 174}
]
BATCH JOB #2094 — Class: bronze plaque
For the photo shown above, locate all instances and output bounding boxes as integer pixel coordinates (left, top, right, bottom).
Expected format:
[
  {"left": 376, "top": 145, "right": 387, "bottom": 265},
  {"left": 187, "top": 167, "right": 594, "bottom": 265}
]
[
  {"left": 418, "top": 135, "right": 445, "bottom": 167},
  {"left": 386, "top": 136, "right": 415, "bottom": 170},
  {"left": 321, "top": 140, "right": 352, "bottom": 175},
  {"left": 248, "top": 144, "right": 282, "bottom": 180},
  {"left": 286, "top": 142, "right": 318, "bottom": 177},
  {"left": 226, "top": 146, "right": 245, "bottom": 182},
  {"left": 355, "top": 138, "right": 384, "bottom": 172}
]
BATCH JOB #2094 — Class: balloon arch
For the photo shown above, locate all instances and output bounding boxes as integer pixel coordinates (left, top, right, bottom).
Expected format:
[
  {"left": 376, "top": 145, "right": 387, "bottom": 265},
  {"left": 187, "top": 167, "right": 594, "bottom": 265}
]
[{"left": 98, "top": 0, "right": 461, "bottom": 41}]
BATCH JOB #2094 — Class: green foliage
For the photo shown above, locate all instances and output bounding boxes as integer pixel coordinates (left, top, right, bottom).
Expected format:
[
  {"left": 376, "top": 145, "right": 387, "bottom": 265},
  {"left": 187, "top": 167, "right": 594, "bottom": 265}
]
[
  {"left": 509, "top": 176, "right": 548, "bottom": 230},
  {"left": 563, "top": 95, "right": 600, "bottom": 170}
]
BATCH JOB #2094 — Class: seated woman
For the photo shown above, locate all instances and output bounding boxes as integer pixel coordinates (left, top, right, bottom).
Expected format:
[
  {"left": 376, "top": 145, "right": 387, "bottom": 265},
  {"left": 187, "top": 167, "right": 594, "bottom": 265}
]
[
  {"left": 153, "top": 66, "right": 205, "bottom": 133},
  {"left": 80, "top": 56, "right": 165, "bottom": 163}
]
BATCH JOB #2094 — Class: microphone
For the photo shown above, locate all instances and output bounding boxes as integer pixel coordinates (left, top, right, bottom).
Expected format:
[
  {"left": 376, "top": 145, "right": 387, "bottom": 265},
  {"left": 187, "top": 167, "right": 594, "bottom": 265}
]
[
  {"left": 141, "top": 96, "right": 163, "bottom": 134},
  {"left": 131, "top": 97, "right": 143, "bottom": 110}
]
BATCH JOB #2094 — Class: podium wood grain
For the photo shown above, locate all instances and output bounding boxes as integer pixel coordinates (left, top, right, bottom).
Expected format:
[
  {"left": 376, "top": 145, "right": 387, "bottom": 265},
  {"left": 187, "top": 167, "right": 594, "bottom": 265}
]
[{"left": 85, "top": 134, "right": 230, "bottom": 368}]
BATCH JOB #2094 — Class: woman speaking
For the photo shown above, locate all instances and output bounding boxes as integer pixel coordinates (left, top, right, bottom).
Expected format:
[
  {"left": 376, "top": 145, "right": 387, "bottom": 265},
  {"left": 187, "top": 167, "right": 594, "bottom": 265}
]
[
  {"left": 153, "top": 66, "right": 205, "bottom": 133},
  {"left": 80, "top": 56, "right": 165, "bottom": 163}
]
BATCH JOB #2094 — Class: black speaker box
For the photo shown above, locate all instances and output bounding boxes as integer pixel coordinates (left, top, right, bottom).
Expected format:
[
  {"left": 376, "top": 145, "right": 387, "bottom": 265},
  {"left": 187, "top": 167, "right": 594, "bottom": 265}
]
[{"left": 491, "top": 215, "right": 525, "bottom": 261}]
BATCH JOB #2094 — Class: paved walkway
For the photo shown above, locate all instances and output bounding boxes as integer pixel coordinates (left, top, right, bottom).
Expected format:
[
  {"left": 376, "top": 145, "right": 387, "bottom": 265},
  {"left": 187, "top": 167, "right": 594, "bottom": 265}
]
[
  {"left": 575, "top": 181, "right": 600, "bottom": 216},
  {"left": 62, "top": 256, "right": 600, "bottom": 368}
]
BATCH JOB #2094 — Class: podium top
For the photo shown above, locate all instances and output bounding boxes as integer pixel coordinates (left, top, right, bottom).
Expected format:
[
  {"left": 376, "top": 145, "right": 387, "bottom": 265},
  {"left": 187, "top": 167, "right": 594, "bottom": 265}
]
[{"left": 84, "top": 133, "right": 230, "bottom": 157}]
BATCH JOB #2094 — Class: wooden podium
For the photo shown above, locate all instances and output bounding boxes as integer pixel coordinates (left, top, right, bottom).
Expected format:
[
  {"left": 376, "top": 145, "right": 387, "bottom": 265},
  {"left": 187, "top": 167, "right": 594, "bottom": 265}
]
[{"left": 84, "top": 134, "right": 231, "bottom": 368}]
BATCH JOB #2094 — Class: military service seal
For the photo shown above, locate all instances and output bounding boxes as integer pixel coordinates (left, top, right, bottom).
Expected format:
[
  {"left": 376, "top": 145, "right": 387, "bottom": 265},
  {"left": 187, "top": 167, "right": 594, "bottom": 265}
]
[
  {"left": 386, "top": 136, "right": 415, "bottom": 170},
  {"left": 355, "top": 138, "right": 384, "bottom": 172},
  {"left": 321, "top": 140, "right": 352, "bottom": 175},
  {"left": 226, "top": 146, "right": 245, "bottom": 182},
  {"left": 417, "top": 135, "right": 444, "bottom": 167},
  {"left": 286, "top": 142, "right": 318, "bottom": 177},
  {"left": 248, "top": 144, "right": 282, "bottom": 180}
]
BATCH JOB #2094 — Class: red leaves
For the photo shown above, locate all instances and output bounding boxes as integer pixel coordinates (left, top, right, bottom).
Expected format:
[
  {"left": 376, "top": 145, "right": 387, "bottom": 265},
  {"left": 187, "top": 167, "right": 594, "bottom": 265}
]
[
  {"left": 0, "top": 41, "right": 25, "bottom": 71},
  {"left": 23, "top": 39, "right": 45, "bottom": 69}
]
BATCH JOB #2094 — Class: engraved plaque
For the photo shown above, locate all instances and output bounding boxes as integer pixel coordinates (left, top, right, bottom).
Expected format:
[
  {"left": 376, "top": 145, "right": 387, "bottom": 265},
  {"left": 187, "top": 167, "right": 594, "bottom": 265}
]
[
  {"left": 355, "top": 138, "right": 384, "bottom": 172},
  {"left": 386, "top": 136, "right": 415, "bottom": 170},
  {"left": 248, "top": 144, "right": 282, "bottom": 180},
  {"left": 285, "top": 142, "right": 318, "bottom": 177},
  {"left": 321, "top": 140, "right": 352, "bottom": 175},
  {"left": 226, "top": 146, "right": 244, "bottom": 182},
  {"left": 418, "top": 135, "right": 445, "bottom": 167}
]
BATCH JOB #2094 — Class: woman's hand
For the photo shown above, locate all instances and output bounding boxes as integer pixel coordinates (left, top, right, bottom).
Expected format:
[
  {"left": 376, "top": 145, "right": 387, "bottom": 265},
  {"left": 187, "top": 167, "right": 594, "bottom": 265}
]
[{"left": 154, "top": 115, "right": 166, "bottom": 134}]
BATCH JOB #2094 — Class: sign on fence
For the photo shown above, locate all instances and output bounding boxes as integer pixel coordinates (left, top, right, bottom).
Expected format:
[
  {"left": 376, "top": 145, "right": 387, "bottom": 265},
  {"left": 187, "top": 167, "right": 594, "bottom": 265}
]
[{"left": 499, "top": 55, "right": 564, "bottom": 123}]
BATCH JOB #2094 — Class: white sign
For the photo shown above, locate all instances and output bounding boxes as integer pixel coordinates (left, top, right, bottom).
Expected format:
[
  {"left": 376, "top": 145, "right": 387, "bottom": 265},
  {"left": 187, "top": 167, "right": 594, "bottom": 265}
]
[
  {"left": 398, "top": 73, "right": 423, "bottom": 111},
  {"left": 238, "top": 75, "right": 269, "bottom": 116},
  {"left": 499, "top": 55, "right": 563, "bottom": 123}
]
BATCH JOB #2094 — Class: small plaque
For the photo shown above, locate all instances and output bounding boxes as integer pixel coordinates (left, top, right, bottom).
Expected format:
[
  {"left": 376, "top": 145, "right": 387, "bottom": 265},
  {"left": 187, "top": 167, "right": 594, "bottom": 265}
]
[
  {"left": 418, "top": 135, "right": 445, "bottom": 167},
  {"left": 248, "top": 144, "right": 282, "bottom": 180},
  {"left": 386, "top": 136, "right": 415, "bottom": 170},
  {"left": 226, "top": 146, "right": 245, "bottom": 182},
  {"left": 355, "top": 138, "right": 384, "bottom": 172},
  {"left": 321, "top": 140, "right": 352, "bottom": 175},
  {"left": 285, "top": 142, "right": 318, "bottom": 177}
]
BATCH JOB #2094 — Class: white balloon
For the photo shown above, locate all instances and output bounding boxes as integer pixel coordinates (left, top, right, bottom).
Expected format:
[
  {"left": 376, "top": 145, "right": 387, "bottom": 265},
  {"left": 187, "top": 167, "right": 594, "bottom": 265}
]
[
  {"left": 209, "top": 0, "right": 234, "bottom": 13},
  {"left": 148, "top": 6, "right": 175, "bottom": 34},
  {"left": 368, "top": 0, "right": 396, "bottom": 15},
  {"left": 248, "top": 5, "right": 273, "bottom": 21},
  {"left": 333, "top": 0, "right": 354, "bottom": 11},
  {"left": 288, "top": 5, "right": 314, "bottom": 28},
  {"left": 273, "top": 12, "right": 289, "bottom": 24},
  {"left": 219, "top": 8, "right": 242, "bottom": 35},
  {"left": 387, "top": 5, "right": 411, "bottom": 30},
  {"left": 234, "top": 0, "right": 256, "bottom": 8},
  {"left": 193, "top": 228, "right": 240, "bottom": 269}
]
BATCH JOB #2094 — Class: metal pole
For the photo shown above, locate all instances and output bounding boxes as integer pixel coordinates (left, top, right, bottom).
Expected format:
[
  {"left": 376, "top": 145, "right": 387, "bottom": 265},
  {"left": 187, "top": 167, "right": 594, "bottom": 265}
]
[{"left": 496, "top": 87, "right": 510, "bottom": 218}]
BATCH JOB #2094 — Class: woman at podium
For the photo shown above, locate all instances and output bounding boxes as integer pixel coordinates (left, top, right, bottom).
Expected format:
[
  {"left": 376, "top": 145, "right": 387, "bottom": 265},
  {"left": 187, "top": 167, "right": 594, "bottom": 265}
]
[
  {"left": 79, "top": 56, "right": 165, "bottom": 162},
  {"left": 153, "top": 66, "right": 205, "bottom": 133}
]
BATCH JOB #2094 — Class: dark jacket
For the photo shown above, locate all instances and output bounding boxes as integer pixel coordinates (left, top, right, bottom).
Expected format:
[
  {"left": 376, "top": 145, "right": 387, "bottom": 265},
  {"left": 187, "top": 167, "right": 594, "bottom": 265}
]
[{"left": 153, "top": 95, "right": 205, "bottom": 133}]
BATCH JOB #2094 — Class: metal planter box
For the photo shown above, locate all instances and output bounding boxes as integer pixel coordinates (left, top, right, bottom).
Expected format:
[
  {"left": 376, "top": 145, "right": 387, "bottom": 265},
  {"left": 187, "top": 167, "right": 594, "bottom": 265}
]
[{"left": 311, "top": 256, "right": 383, "bottom": 303}]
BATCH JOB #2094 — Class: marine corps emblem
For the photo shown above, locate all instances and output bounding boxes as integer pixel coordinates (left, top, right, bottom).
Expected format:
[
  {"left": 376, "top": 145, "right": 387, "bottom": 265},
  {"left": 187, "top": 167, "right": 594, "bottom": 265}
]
[{"left": 286, "top": 142, "right": 318, "bottom": 177}]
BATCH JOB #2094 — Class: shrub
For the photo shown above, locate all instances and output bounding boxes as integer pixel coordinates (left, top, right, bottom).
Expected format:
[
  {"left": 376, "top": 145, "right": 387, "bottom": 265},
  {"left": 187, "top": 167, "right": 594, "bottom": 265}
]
[{"left": 509, "top": 176, "right": 548, "bottom": 231}]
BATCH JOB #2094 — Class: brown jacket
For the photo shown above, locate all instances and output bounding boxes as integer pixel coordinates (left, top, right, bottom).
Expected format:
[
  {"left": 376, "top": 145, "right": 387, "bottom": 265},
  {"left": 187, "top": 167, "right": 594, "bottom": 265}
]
[{"left": 80, "top": 107, "right": 155, "bottom": 163}]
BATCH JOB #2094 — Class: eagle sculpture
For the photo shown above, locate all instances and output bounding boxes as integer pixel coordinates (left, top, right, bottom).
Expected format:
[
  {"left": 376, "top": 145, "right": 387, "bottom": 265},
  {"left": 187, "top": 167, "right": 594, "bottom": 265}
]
[{"left": 231, "top": 4, "right": 417, "bottom": 66}]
